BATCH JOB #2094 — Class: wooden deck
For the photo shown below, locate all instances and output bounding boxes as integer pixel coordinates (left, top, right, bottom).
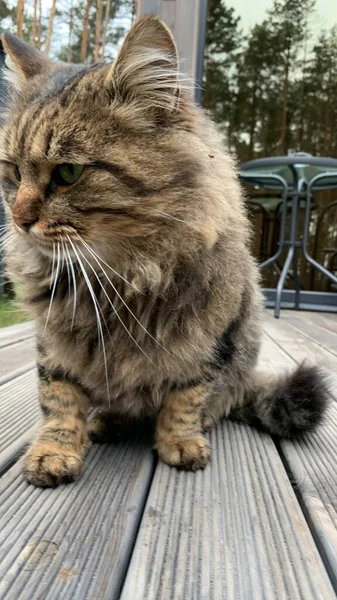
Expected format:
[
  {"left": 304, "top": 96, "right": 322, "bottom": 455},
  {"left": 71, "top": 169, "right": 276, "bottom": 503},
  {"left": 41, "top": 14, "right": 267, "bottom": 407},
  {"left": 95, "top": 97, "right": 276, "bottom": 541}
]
[{"left": 0, "top": 310, "right": 337, "bottom": 599}]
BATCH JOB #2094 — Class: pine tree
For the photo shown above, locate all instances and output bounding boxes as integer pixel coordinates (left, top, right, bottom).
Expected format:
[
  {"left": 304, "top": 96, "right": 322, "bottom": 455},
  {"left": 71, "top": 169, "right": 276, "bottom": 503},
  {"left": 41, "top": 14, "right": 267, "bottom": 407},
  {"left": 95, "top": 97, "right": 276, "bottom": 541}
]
[
  {"left": 203, "top": 0, "right": 241, "bottom": 148},
  {"left": 44, "top": 0, "right": 57, "bottom": 55},
  {"left": 266, "top": 0, "right": 316, "bottom": 154}
]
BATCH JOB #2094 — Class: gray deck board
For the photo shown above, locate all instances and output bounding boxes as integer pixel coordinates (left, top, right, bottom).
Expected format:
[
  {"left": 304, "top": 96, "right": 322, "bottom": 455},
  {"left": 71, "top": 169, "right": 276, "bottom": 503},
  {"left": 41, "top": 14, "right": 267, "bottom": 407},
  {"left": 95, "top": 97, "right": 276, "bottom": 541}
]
[
  {"left": 0, "top": 443, "right": 155, "bottom": 600},
  {"left": 0, "top": 321, "right": 34, "bottom": 349},
  {"left": 263, "top": 311, "right": 337, "bottom": 592},
  {"left": 1, "top": 311, "right": 337, "bottom": 598},
  {"left": 0, "top": 337, "right": 36, "bottom": 379},
  {"left": 121, "top": 421, "right": 335, "bottom": 599},
  {"left": 0, "top": 369, "right": 38, "bottom": 474}
]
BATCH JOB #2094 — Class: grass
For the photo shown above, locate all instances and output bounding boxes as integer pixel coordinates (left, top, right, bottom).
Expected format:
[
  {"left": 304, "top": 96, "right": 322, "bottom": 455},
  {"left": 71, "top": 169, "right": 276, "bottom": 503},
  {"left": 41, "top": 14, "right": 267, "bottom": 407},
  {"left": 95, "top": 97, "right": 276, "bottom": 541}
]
[{"left": 0, "top": 295, "right": 29, "bottom": 328}]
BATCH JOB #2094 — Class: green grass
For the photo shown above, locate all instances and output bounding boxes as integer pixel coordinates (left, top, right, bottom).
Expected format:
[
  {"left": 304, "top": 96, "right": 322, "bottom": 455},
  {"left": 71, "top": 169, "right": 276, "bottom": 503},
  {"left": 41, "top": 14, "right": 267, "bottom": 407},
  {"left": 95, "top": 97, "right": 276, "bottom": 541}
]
[{"left": 0, "top": 296, "right": 29, "bottom": 328}]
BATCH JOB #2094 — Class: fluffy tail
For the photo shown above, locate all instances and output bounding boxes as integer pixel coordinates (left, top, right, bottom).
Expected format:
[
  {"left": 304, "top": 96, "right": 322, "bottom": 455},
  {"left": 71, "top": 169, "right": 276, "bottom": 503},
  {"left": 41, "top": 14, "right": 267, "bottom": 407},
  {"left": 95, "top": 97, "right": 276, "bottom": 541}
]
[{"left": 230, "top": 364, "right": 329, "bottom": 437}]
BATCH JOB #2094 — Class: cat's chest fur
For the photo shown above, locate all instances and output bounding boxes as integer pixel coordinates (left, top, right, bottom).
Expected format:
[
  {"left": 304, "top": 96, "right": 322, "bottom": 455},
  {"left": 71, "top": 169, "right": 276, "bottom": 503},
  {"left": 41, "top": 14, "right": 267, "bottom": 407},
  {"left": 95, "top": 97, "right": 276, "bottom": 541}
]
[{"left": 35, "top": 266, "right": 214, "bottom": 415}]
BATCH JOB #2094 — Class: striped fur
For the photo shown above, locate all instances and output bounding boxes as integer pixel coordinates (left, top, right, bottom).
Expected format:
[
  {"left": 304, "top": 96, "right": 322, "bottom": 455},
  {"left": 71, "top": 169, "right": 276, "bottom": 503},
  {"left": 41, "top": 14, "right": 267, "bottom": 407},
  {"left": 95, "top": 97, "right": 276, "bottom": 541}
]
[{"left": 0, "top": 16, "right": 329, "bottom": 486}]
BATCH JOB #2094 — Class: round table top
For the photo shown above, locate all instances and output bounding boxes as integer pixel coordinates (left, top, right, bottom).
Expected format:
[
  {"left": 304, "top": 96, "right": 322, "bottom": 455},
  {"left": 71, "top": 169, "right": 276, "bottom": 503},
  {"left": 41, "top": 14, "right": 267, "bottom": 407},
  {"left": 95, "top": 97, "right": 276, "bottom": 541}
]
[
  {"left": 241, "top": 155, "right": 337, "bottom": 170},
  {"left": 240, "top": 155, "right": 337, "bottom": 191}
]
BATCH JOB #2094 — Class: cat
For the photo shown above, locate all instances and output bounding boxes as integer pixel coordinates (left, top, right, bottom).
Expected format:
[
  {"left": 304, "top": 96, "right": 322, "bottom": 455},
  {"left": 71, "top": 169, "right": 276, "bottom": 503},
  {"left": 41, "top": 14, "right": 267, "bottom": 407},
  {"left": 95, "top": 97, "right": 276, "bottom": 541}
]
[{"left": 0, "top": 16, "right": 328, "bottom": 487}]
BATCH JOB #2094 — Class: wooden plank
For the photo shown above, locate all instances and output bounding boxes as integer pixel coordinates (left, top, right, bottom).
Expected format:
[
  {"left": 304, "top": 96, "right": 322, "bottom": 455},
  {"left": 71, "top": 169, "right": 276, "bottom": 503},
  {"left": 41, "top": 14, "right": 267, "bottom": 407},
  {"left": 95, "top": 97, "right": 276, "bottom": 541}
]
[
  {"left": 0, "top": 321, "right": 35, "bottom": 349},
  {"left": 0, "top": 337, "right": 36, "bottom": 379},
  {"left": 262, "top": 311, "right": 337, "bottom": 591},
  {"left": 301, "top": 311, "right": 337, "bottom": 336},
  {"left": 281, "top": 311, "right": 337, "bottom": 357},
  {"left": 0, "top": 370, "right": 39, "bottom": 474},
  {"left": 263, "top": 310, "right": 337, "bottom": 392},
  {"left": 0, "top": 442, "right": 154, "bottom": 599},
  {"left": 120, "top": 421, "right": 335, "bottom": 599}
]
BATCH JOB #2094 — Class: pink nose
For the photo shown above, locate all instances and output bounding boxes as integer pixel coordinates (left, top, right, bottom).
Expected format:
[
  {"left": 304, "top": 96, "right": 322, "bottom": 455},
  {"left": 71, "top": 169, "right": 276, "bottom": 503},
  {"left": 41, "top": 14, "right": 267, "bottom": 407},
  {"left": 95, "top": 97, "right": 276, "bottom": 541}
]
[{"left": 12, "top": 185, "right": 42, "bottom": 232}]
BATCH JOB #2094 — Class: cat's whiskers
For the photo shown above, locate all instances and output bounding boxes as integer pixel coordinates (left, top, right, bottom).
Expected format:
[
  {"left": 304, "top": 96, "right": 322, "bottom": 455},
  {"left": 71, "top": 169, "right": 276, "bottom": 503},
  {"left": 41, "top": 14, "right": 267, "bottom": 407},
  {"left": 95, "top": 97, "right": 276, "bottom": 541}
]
[
  {"left": 74, "top": 241, "right": 153, "bottom": 364},
  {"left": 77, "top": 235, "right": 169, "bottom": 355},
  {"left": 61, "top": 239, "right": 71, "bottom": 295},
  {"left": 75, "top": 233, "right": 142, "bottom": 294},
  {"left": 67, "top": 237, "right": 110, "bottom": 403},
  {"left": 65, "top": 244, "right": 78, "bottom": 330},
  {"left": 49, "top": 243, "right": 56, "bottom": 289},
  {"left": 152, "top": 210, "right": 187, "bottom": 224},
  {"left": 44, "top": 241, "right": 61, "bottom": 336},
  {"left": 0, "top": 232, "right": 14, "bottom": 248}
]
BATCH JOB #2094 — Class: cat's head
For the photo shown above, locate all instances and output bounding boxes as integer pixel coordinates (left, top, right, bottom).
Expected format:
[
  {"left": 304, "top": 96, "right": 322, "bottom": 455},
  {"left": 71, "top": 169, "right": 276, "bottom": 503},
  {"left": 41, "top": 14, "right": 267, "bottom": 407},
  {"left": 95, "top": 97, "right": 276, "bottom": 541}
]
[{"left": 0, "top": 16, "right": 213, "bottom": 272}]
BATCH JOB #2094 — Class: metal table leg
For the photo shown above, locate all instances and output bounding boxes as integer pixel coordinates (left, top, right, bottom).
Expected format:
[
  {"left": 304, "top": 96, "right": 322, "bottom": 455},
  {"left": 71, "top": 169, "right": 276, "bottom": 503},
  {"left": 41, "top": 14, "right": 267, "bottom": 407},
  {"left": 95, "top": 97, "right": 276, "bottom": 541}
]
[{"left": 303, "top": 173, "right": 337, "bottom": 289}]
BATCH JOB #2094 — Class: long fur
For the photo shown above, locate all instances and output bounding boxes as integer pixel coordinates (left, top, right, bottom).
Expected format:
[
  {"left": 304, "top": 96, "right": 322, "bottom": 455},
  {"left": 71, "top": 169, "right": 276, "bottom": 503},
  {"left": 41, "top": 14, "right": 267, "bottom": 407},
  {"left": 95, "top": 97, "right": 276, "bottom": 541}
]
[{"left": 0, "top": 16, "right": 328, "bottom": 484}]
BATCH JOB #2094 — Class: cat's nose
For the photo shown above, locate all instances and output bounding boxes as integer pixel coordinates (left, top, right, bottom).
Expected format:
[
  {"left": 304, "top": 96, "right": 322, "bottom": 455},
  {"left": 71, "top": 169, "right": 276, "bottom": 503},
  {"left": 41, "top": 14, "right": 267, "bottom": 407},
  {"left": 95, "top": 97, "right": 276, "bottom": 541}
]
[
  {"left": 12, "top": 213, "right": 38, "bottom": 232},
  {"left": 12, "top": 185, "right": 42, "bottom": 232}
]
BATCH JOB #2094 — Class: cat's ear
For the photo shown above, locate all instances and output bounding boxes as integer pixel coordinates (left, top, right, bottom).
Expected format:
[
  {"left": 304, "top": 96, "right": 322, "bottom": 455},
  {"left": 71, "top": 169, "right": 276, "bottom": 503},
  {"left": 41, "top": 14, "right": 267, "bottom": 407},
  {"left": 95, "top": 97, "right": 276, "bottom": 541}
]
[
  {"left": 108, "top": 15, "right": 182, "bottom": 114},
  {"left": 2, "top": 33, "right": 53, "bottom": 90}
]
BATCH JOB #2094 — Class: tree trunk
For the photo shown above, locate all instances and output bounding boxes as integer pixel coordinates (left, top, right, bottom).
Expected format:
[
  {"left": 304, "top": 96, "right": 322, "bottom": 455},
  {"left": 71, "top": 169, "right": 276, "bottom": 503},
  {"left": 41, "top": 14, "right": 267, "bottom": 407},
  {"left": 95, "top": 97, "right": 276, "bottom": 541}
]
[
  {"left": 248, "top": 79, "right": 258, "bottom": 159},
  {"left": 324, "top": 61, "right": 333, "bottom": 155},
  {"left": 101, "top": 0, "right": 111, "bottom": 58},
  {"left": 94, "top": 0, "right": 103, "bottom": 62},
  {"left": 67, "top": 0, "right": 74, "bottom": 63},
  {"left": 81, "top": 0, "right": 92, "bottom": 62},
  {"left": 16, "top": 0, "right": 25, "bottom": 39},
  {"left": 132, "top": 0, "right": 137, "bottom": 21},
  {"left": 37, "top": 0, "right": 42, "bottom": 49},
  {"left": 45, "top": 0, "right": 57, "bottom": 55},
  {"left": 32, "top": 0, "right": 38, "bottom": 47},
  {"left": 280, "top": 45, "right": 291, "bottom": 155}
]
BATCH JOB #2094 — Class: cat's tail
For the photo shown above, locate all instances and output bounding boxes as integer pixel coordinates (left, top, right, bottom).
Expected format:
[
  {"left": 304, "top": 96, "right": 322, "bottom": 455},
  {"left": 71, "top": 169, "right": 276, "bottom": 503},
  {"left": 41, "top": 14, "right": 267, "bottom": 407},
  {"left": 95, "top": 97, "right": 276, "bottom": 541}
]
[{"left": 230, "top": 363, "right": 329, "bottom": 437}]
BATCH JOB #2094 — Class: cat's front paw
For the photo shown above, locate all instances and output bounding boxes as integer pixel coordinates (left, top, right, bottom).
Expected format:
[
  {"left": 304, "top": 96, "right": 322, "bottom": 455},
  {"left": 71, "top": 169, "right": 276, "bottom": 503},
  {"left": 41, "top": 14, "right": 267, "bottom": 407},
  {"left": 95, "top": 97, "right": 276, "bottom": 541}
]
[
  {"left": 23, "top": 442, "right": 84, "bottom": 487},
  {"left": 156, "top": 435, "right": 211, "bottom": 470}
]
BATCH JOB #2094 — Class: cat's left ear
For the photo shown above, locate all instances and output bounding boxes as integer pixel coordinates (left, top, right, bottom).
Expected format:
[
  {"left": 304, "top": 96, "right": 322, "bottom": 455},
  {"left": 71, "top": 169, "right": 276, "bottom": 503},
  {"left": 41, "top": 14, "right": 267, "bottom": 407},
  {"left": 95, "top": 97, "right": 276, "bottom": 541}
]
[
  {"left": 108, "top": 15, "right": 182, "bottom": 115},
  {"left": 2, "top": 33, "right": 54, "bottom": 90}
]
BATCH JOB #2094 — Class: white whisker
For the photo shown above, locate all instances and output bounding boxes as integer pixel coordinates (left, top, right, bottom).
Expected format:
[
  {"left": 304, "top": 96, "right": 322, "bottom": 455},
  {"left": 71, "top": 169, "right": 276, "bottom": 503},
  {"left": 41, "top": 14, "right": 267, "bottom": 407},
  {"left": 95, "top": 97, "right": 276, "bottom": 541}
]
[
  {"left": 44, "top": 241, "right": 61, "bottom": 336},
  {"left": 153, "top": 210, "right": 187, "bottom": 224},
  {"left": 62, "top": 240, "right": 71, "bottom": 294},
  {"left": 67, "top": 237, "right": 110, "bottom": 402},
  {"left": 0, "top": 233, "right": 14, "bottom": 249},
  {"left": 49, "top": 243, "right": 56, "bottom": 289},
  {"left": 74, "top": 242, "right": 153, "bottom": 363},
  {"left": 76, "top": 234, "right": 141, "bottom": 293},
  {"left": 65, "top": 244, "right": 77, "bottom": 330},
  {"left": 78, "top": 236, "right": 168, "bottom": 354}
]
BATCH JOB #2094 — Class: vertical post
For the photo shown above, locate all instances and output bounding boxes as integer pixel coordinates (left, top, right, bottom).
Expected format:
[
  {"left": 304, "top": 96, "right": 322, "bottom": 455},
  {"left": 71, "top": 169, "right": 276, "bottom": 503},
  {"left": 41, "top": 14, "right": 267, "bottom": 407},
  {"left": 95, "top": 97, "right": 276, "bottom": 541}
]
[{"left": 136, "top": 0, "right": 208, "bottom": 105}]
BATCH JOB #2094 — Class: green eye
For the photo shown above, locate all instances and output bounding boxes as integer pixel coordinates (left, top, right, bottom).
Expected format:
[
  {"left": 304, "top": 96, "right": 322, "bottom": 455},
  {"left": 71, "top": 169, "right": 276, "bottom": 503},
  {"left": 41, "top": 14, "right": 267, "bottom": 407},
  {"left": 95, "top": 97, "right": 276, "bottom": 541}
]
[{"left": 52, "top": 164, "right": 84, "bottom": 186}]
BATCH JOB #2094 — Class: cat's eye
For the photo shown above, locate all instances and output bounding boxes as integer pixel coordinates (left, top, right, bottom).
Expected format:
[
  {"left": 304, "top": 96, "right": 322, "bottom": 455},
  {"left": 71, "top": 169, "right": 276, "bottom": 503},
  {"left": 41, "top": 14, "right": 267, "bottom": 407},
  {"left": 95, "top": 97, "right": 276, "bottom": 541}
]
[
  {"left": 52, "top": 164, "right": 84, "bottom": 186},
  {"left": 14, "top": 165, "right": 21, "bottom": 182}
]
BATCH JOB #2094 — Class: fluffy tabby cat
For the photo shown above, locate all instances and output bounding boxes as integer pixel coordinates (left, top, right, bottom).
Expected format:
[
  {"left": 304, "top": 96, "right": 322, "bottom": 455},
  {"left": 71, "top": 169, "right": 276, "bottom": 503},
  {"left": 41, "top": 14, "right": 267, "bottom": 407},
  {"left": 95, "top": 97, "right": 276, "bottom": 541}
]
[{"left": 0, "top": 16, "right": 328, "bottom": 487}]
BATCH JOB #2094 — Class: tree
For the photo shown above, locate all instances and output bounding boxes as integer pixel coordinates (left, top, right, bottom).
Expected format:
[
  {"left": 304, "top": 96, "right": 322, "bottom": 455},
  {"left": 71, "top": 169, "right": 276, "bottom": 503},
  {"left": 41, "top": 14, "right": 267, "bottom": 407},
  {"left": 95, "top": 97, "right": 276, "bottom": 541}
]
[
  {"left": 31, "top": 0, "right": 38, "bottom": 47},
  {"left": 45, "top": 0, "right": 57, "bottom": 55},
  {"left": 67, "top": 0, "right": 74, "bottom": 62},
  {"left": 80, "top": 0, "right": 92, "bottom": 61},
  {"left": 16, "top": 0, "right": 24, "bottom": 38},
  {"left": 203, "top": 0, "right": 241, "bottom": 147},
  {"left": 57, "top": 0, "right": 132, "bottom": 63},
  {"left": 267, "top": 0, "right": 315, "bottom": 154},
  {"left": 101, "top": 0, "right": 111, "bottom": 57},
  {"left": 94, "top": 0, "right": 103, "bottom": 61},
  {"left": 0, "top": 1, "right": 16, "bottom": 35},
  {"left": 235, "top": 23, "right": 276, "bottom": 160}
]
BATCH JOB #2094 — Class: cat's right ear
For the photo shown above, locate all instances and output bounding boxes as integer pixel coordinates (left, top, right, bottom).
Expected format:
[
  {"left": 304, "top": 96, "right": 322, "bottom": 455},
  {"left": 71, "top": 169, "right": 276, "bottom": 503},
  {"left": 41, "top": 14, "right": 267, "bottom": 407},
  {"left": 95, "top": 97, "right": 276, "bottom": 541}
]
[
  {"left": 106, "top": 15, "right": 188, "bottom": 120},
  {"left": 2, "top": 33, "right": 53, "bottom": 91}
]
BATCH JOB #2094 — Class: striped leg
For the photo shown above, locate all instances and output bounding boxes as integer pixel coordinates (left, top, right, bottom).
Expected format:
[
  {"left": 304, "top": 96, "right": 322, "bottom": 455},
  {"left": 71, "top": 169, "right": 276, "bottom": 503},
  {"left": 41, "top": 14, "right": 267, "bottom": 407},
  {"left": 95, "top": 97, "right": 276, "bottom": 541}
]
[
  {"left": 23, "top": 363, "right": 89, "bottom": 487},
  {"left": 155, "top": 384, "right": 211, "bottom": 470}
]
